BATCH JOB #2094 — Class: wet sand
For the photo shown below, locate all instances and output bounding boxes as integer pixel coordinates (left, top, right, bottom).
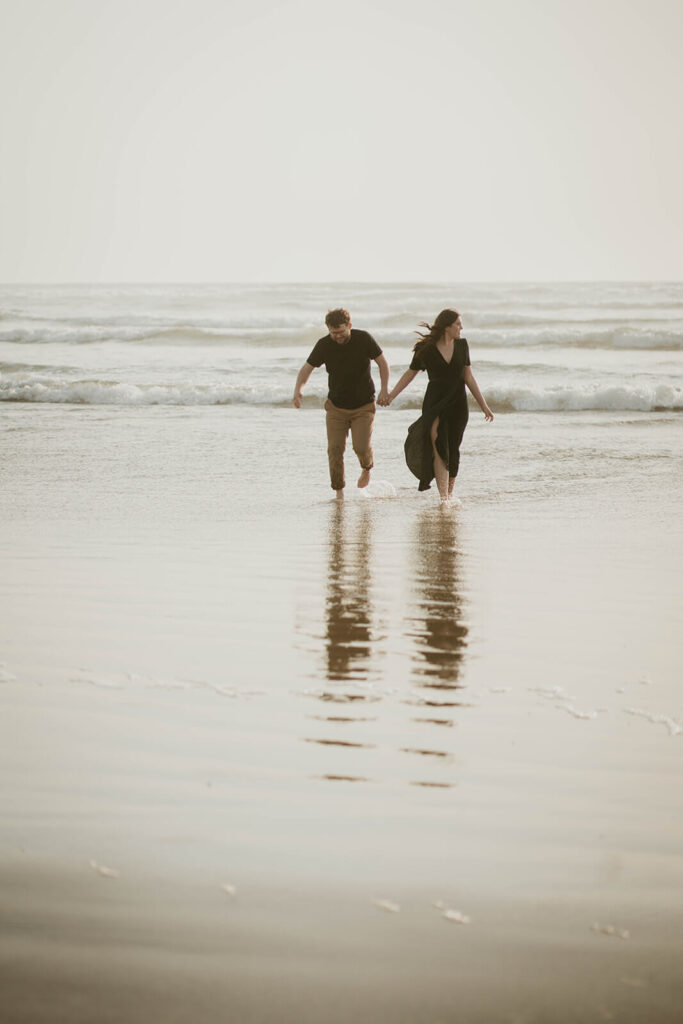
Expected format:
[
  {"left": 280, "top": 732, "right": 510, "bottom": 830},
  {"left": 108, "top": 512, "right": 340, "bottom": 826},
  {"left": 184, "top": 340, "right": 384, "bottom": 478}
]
[{"left": 1, "top": 404, "right": 682, "bottom": 1022}]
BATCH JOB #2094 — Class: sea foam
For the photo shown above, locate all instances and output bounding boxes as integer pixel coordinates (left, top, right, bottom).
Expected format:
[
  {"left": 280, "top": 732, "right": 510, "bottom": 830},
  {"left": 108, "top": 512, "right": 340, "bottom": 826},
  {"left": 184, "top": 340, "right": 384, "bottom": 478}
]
[{"left": 5, "top": 377, "right": 680, "bottom": 412}]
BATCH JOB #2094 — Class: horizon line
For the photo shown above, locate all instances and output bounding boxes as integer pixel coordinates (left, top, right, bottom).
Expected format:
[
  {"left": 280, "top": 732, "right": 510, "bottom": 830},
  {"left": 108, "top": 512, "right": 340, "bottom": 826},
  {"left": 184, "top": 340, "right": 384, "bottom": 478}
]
[{"left": 1, "top": 279, "right": 682, "bottom": 287}]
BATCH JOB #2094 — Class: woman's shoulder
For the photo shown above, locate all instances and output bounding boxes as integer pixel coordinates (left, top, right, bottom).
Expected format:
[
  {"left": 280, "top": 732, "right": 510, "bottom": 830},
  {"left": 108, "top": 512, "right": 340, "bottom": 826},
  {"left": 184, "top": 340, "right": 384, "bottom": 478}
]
[
  {"left": 458, "top": 337, "right": 471, "bottom": 366},
  {"left": 410, "top": 343, "right": 431, "bottom": 369}
]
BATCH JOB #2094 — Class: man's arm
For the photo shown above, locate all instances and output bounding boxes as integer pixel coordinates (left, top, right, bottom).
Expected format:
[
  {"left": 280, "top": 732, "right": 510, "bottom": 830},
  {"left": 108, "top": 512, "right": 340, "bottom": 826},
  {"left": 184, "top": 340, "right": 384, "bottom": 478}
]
[
  {"left": 374, "top": 353, "right": 390, "bottom": 406},
  {"left": 293, "top": 362, "right": 315, "bottom": 408}
]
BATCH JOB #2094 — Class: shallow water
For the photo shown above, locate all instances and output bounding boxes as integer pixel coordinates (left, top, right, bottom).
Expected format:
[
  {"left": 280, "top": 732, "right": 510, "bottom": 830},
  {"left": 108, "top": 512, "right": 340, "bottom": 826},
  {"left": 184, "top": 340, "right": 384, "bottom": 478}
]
[{"left": 1, "top": 392, "right": 682, "bottom": 1020}]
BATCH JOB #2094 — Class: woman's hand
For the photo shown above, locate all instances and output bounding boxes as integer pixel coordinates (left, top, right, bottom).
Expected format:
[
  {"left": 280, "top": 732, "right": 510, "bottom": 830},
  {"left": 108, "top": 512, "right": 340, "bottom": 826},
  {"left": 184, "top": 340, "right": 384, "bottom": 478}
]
[{"left": 482, "top": 405, "right": 494, "bottom": 422}]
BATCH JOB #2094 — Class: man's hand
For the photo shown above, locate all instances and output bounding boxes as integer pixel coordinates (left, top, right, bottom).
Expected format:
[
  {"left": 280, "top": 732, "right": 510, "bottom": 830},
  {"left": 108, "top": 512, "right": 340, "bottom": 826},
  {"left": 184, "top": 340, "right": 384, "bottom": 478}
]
[
  {"left": 293, "top": 363, "right": 314, "bottom": 408},
  {"left": 377, "top": 389, "right": 390, "bottom": 407}
]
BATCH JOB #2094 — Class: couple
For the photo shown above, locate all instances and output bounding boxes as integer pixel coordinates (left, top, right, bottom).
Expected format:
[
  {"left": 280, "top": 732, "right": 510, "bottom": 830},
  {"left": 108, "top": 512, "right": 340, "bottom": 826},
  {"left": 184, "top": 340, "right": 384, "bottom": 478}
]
[{"left": 292, "top": 307, "right": 494, "bottom": 503}]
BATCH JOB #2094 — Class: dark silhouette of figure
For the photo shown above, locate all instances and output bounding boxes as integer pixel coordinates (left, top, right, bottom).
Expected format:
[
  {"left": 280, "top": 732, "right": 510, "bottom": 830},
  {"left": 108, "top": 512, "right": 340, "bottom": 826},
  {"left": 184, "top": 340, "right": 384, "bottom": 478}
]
[
  {"left": 324, "top": 502, "right": 374, "bottom": 682},
  {"left": 406, "top": 511, "right": 468, "bottom": 688}
]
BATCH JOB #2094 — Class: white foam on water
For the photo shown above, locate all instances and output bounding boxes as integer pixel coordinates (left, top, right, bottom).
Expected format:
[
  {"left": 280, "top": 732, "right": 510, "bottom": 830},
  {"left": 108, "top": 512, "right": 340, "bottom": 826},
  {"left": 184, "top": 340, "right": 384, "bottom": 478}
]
[
  {"left": 373, "top": 898, "right": 400, "bottom": 913},
  {"left": 442, "top": 908, "right": 471, "bottom": 925},
  {"left": 529, "top": 685, "right": 575, "bottom": 702},
  {"left": 357, "top": 479, "right": 397, "bottom": 499},
  {"left": 623, "top": 707, "right": 682, "bottom": 736},
  {"left": 591, "top": 922, "right": 630, "bottom": 939},
  {"left": 556, "top": 703, "right": 603, "bottom": 721},
  {"left": 69, "top": 668, "right": 257, "bottom": 699},
  {"left": 73, "top": 672, "right": 123, "bottom": 690},
  {"left": 486, "top": 382, "right": 683, "bottom": 413},
  {"left": 3, "top": 376, "right": 679, "bottom": 411},
  {"left": 89, "top": 859, "right": 120, "bottom": 879}
]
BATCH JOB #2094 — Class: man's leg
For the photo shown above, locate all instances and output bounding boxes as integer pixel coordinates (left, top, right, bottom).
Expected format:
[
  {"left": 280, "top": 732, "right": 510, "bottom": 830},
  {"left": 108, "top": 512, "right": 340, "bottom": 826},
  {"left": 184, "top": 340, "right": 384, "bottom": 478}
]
[
  {"left": 325, "top": 401, "right": 350, "bottom": 496},
  {"left": 350, "top": 402, "right": 375, "bottom": 488}
]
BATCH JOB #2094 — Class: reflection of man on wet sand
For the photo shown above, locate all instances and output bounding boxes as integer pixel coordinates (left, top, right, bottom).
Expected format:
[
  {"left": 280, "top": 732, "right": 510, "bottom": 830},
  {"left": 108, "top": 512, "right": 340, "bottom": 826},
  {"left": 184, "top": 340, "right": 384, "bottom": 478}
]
[
  {"left": 324, "top": 502, "right": 373, "bottom": 682},
  {"left": 293, "top": 308, "right": 390, "bottom": 498}
]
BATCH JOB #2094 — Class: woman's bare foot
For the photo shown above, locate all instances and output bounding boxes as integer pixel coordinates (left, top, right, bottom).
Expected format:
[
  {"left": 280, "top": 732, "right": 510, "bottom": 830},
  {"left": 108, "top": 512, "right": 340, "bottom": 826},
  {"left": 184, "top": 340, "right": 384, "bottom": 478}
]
[{"left": 357, "top": 469, "right": 371, "bottom": 488}]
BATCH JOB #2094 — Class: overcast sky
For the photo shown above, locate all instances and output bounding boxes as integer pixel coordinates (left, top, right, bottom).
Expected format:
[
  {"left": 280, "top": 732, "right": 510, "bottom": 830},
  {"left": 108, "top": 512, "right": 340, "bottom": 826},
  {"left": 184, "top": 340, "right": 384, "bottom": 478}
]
[{"left": 1, "top": 0, "right": 681, "bottom": 282}]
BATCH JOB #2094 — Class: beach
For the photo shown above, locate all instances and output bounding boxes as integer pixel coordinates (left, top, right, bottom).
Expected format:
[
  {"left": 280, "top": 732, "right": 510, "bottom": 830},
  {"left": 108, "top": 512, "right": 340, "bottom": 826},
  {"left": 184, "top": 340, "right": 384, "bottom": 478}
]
[{"left": 1, "top": 283, "right": 683, "bottom": 1022}]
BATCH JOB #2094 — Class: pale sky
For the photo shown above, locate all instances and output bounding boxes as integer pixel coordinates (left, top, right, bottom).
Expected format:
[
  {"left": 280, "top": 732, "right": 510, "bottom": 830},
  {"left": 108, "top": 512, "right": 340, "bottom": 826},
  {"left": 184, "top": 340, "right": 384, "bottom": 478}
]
[{"left": 1, "top": 0, "right": 681, "bottom": 282}]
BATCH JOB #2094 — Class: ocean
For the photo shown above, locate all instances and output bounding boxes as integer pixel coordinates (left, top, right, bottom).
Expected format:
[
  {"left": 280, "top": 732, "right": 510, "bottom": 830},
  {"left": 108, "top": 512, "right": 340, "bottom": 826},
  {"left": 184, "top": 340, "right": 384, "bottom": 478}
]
[{"left": 1, "top": 281, "right": 682, "bottom": 411}]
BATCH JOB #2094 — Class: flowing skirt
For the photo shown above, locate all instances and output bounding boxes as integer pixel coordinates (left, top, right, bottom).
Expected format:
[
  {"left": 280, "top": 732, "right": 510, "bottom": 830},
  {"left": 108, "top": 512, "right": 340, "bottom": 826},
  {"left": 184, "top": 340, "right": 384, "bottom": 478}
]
[{"left": 404, "top": 384, "right": 469, "bottom": 491}]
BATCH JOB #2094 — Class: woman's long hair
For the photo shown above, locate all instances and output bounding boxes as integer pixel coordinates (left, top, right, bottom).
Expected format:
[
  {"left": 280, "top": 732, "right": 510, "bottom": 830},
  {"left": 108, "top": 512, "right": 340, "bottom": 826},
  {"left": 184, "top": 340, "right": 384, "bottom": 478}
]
[{"left": 413, "top": 308, "right": 460, "bottom": 356}]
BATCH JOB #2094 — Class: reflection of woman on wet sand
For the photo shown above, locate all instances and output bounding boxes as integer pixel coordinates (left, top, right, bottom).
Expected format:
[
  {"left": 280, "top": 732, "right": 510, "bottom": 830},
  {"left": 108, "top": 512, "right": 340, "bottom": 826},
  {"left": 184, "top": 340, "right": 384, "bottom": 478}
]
[
  {"left": 382, "top": 309, "right": 493, "bottom": 503},
  {"left": 408, "top": 511, "right": 468, "bottom": 688}
]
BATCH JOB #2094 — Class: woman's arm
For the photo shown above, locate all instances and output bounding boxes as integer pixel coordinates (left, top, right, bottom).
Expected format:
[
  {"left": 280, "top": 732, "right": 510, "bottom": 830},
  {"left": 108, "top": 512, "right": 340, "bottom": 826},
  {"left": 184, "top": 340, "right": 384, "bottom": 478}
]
[
  {"left": 386, "top": 368, "right": 419, "bottom": 405},
  {"left": 464, "top": 366, "right": 494, "bottom": 421}
]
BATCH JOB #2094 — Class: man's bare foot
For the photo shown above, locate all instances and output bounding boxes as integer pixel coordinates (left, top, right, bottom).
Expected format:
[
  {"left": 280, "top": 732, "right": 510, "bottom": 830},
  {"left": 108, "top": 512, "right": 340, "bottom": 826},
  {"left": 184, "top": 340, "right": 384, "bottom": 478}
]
[
  {"left": 335, "top": 489, "right": 345, "bottom": 500},
  {"left": 357, "top": 469, "right": 371, "bottom": 488}
]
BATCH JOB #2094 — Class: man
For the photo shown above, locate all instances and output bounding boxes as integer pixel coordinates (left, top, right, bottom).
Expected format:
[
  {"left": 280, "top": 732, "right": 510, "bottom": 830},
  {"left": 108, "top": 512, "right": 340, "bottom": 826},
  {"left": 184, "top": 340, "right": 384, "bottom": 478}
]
[{"left": 293, "top": 308, "right": 390, "bottom": 498}]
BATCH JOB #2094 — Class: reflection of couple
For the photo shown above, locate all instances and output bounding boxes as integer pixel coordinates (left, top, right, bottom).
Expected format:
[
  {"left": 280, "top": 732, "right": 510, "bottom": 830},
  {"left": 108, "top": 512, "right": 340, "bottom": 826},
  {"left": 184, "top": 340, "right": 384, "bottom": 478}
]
[
  {"left": 320, "top": 502, "right": 467, "bottom": 687},
  {"left": 293, "top": 307, "right": 493, "bottom": 504}
]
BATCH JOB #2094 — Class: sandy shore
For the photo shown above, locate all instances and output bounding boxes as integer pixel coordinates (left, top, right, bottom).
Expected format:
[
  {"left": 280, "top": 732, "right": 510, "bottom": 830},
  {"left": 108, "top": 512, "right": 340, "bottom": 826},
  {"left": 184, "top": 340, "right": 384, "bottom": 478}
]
[{"left": 1, "top": 404, "right": 682, "bottom": 1022}]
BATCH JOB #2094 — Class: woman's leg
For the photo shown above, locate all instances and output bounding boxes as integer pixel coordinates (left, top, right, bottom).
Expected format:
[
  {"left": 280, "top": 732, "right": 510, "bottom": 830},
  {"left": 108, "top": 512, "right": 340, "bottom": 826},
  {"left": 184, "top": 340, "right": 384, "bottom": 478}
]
[
  {"left": 429, "top": 416, "right": 449, "bottom": 500},
  {"left": 447, "top": 405, "right": 469, "bottom": 499}
]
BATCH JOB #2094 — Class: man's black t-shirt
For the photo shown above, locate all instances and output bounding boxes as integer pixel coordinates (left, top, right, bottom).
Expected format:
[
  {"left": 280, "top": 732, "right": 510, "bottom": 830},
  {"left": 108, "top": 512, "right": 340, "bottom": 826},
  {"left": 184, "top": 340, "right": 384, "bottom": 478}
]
[{"left": 307, "top": 329, "right": 382, "bottom": 409}]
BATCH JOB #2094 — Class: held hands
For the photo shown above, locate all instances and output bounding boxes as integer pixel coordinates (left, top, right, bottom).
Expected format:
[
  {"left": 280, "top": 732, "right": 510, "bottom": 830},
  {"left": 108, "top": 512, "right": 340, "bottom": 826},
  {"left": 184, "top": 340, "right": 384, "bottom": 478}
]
[{"left": 377, "top": 388, "right": 391, "bottom": 407}]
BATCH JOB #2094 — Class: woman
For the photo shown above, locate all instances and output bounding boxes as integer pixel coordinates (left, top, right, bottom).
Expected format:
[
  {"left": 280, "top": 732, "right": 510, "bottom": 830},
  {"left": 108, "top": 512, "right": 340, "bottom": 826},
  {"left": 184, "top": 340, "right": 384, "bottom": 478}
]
[{"left": 384, "top": 309, "right": 493, "bottom": 502}]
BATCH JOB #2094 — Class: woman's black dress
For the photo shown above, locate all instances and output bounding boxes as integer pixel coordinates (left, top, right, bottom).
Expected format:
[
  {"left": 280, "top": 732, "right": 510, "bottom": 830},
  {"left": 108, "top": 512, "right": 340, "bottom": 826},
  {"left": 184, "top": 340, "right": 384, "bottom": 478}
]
[{"left": 404, "top": 337, "right": 470, "bottom": 491}]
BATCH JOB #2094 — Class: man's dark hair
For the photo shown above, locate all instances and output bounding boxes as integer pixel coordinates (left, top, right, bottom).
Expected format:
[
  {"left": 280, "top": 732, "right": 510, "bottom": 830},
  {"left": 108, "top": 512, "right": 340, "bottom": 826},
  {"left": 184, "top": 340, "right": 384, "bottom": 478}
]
[{"left": 325, "top": 308, "right": 351, "bottom": 329}]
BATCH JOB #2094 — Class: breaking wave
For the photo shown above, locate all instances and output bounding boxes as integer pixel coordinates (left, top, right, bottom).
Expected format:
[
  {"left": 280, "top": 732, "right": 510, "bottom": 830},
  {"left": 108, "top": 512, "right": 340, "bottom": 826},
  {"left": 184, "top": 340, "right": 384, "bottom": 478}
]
[
  {"left": 2, "top": 377, "right": 681, "bottom": 412},
  {"left": 1, "top": 323, "right": 682, "bottom": 351}
]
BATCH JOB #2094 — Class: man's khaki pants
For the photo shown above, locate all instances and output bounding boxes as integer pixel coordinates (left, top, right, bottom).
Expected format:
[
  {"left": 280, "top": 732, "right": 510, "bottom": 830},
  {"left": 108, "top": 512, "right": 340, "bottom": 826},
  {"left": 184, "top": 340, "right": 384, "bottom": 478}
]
[{"left": 325, "top": 400, "right": 375, "bottom": 491}]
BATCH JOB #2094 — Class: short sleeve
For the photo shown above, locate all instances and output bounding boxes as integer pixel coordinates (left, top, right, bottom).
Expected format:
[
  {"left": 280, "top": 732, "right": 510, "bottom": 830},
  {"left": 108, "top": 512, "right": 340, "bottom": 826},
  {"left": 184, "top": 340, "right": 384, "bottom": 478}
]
[
  {"left": 365, "top": 332, "right": 382, "bottom": 359},
  {"left": 306, "top": 339, "right": 326, "bottom": 367},
  {"left": 409, "top": 352, "right": 424, "bottom": 372},
  {"left": 462, "top": 339, "right": 471, "bottom": 366}
]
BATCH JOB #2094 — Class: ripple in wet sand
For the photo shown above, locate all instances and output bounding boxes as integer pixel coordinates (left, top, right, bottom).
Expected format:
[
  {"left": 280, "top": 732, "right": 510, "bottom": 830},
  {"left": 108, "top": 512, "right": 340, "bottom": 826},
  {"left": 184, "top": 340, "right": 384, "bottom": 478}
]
[
  {"left": 412, "top": 717, "right": 454, "bottom": 727},
  {"left": 303, "top": 738, "right": 376, "bottom": 749},
  {"left": 314, "top": 774, "right": 372, "bottom": 783},
  {"left": 308, "top": 715, "right": 378, "bottom": 723},
  {"left": 410, "top": 781, "right": 454, "bottom": 788},
  {"left": 401, "top": 748, "right": 450, "bottom": 758}
]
